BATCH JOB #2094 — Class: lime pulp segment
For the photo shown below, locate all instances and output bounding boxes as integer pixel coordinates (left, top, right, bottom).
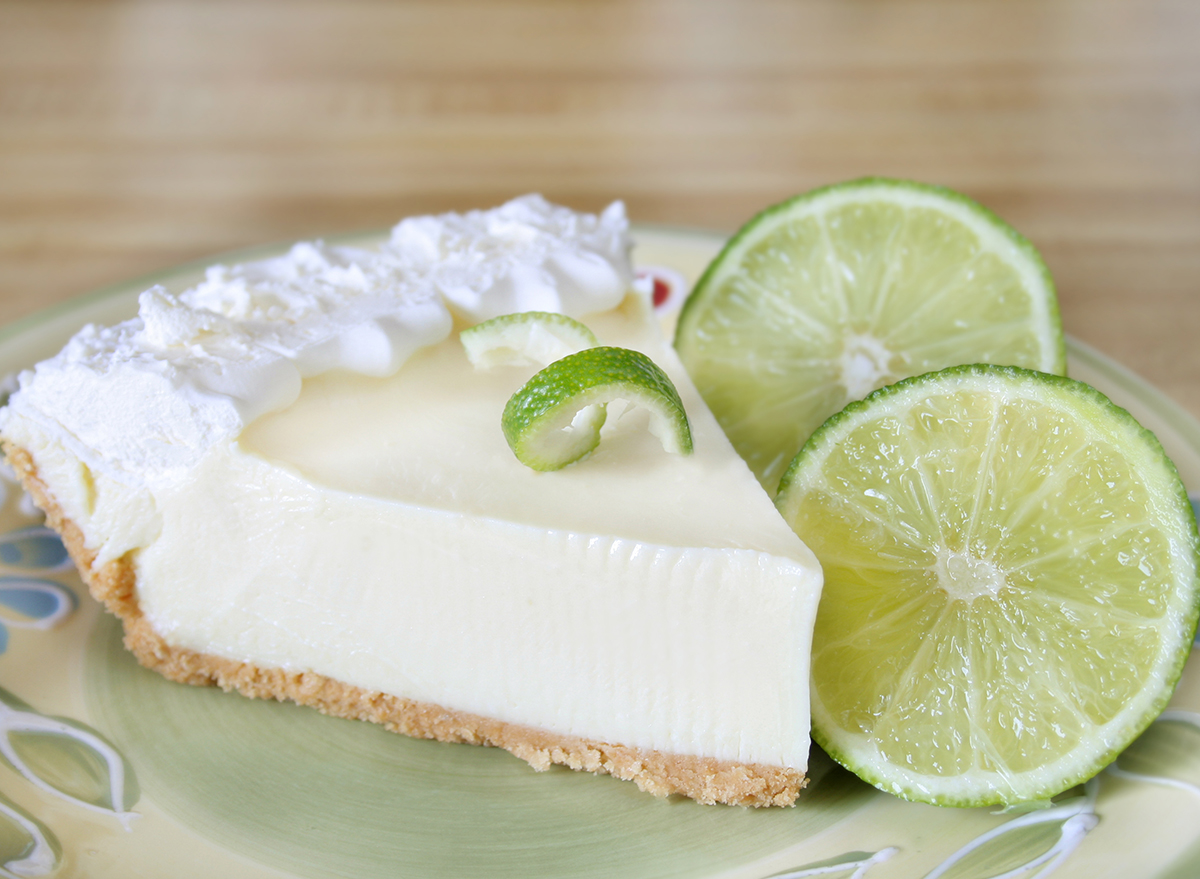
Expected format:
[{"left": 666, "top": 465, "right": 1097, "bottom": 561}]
[
  {"left": 502, "top": 346, "right": 693, "bottom": 472},
  {"left": 674, "top": 178, "right": 1066, "bottom": 495},
  {"left": 774, "top": 364, "right": 1200, "bottom": 806}
]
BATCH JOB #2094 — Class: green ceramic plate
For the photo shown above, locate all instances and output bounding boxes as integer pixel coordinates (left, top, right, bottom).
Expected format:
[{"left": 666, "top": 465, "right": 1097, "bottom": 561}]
[{"left": 1, "top": 227, "right": 1199, "bottom": 879}]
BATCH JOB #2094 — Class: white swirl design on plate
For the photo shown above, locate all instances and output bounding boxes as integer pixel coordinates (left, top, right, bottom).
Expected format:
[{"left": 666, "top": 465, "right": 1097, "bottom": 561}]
[
  {"left": 0, "top": 791, "right": 61, "bottom": 879},
  {"left": 0, "top": 694, "right": 138, "bottom": 830},
  {"left": 923, "top": 780, "right": 1099, "bottom": 879},
  {"left": 1106, "top": 709, "right": 1200, "bottom": 797},
  {"left": 766, "top": 846, "right": 898, "bottom": 878}
]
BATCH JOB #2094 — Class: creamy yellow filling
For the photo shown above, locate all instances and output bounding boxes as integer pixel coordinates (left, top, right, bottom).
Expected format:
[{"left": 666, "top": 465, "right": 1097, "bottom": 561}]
[
  {"left": 10, "top": 293, "right": 822, "bottom": 769},
  {"left": 242, "top": 296, "right": 803, "bottom": 556}
]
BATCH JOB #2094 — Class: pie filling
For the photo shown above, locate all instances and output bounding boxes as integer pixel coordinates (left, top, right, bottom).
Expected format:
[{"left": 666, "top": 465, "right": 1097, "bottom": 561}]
[{"left": 0, "top": 196, "right": 823, "bottom": 798}]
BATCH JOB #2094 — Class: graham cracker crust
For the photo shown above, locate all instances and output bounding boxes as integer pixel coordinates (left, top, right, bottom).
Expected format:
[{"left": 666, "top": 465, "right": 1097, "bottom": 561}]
[{"left": 5, "top": 443, "right": 805, "bottom": 807}]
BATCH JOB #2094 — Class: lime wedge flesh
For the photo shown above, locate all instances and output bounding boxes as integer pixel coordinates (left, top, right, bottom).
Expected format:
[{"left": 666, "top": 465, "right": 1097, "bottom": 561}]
[
  {"left": 502, "top": 346, "right": 693, "bottom": 471},
  {"left": 775, "top": 364, "right": 1200, "bottom": 806},
  {"left": 675, "top": 178, "right": 1066, "bottom": 495}
]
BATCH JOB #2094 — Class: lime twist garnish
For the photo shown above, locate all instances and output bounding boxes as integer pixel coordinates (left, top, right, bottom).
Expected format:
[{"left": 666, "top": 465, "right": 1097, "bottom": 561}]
[
  {"left": 502, "top": 346, "right": 693, "bottom": 472},
  {"left": 774, "top": 364, "right": 1200, "bottom": 807},
  {"left": 675, "top": 177, "right": 1066, "bottom": 495},
  {"left": 461, "top": 311, "right": 600, "bottom": 369}
]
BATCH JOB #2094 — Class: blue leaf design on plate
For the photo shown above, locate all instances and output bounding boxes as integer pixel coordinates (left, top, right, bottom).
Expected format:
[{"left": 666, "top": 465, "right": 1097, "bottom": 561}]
[
  {"left": 0, "top": 528, "right": 70, "bottom": 572},
  {"left": 0, "top": 578, "right": 75, "bottom": 655},
  {"left": 0, "top": 789, "right": 61, "bottom": 878},
  {"left": 0, "top": 579, "right": 75, "bottom": 629}
]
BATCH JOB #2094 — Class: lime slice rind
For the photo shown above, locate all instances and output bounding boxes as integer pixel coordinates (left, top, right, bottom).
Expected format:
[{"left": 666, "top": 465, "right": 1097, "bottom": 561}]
[
  {"left": 461, "top": 311, "right": 600, "bottom": 370},
  {"left": 776, "top": 364, "right": 1200, "bottom": 807},
  {"left": 675, "top": 178, "right": 1066, "bottom": 496},
  {"left": 502, "top": 346, "right": 693, "bottom": 471}
]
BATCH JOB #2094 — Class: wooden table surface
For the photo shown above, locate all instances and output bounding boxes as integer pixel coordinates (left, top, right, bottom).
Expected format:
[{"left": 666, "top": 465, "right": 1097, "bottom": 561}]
[{"left": 2, "top": 0, "right": 1198, "bottom": 422}]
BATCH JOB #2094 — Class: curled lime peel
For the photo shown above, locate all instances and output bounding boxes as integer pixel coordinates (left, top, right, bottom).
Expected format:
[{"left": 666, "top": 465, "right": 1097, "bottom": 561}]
[{"left": 502, "top": 346, "right": 693, "bottom": 471}]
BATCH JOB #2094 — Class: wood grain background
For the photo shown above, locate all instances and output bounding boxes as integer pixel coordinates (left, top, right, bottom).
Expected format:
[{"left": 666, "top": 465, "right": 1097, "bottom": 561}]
[{"left": 1, "top": 0, "right": 1197, "bottom": 419}]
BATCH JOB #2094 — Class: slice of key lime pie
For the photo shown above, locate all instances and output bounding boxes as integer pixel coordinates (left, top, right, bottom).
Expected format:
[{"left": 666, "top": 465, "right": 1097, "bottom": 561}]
[{"left": 0, "top": 196, "right": 822, "bottom": 806}]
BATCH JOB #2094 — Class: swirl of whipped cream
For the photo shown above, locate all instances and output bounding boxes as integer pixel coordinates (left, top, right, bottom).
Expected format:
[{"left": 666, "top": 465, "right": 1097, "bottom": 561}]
[{"left": 1, "top": 195, "right": 633, "bottom": 486}]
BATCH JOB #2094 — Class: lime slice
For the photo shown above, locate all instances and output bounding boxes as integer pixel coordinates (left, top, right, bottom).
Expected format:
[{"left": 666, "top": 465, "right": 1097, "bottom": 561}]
[
  {"left": 502, "top": 346, "right": 693, "bottom": 471},
  {"left": 774, "top": 364, "right": 1200, "bottom": 806},
  {"left": 675, "top": 178, "right": 1066, "bottom": 495},
  {"left": 462, "top": 311, "right": 600, "bottom": 369}
]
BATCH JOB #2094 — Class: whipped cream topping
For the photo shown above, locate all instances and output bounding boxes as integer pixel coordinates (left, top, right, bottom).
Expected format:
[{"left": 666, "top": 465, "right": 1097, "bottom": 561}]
[{"left": 1, "top": 195, "right": 632, "bottom": 485}]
